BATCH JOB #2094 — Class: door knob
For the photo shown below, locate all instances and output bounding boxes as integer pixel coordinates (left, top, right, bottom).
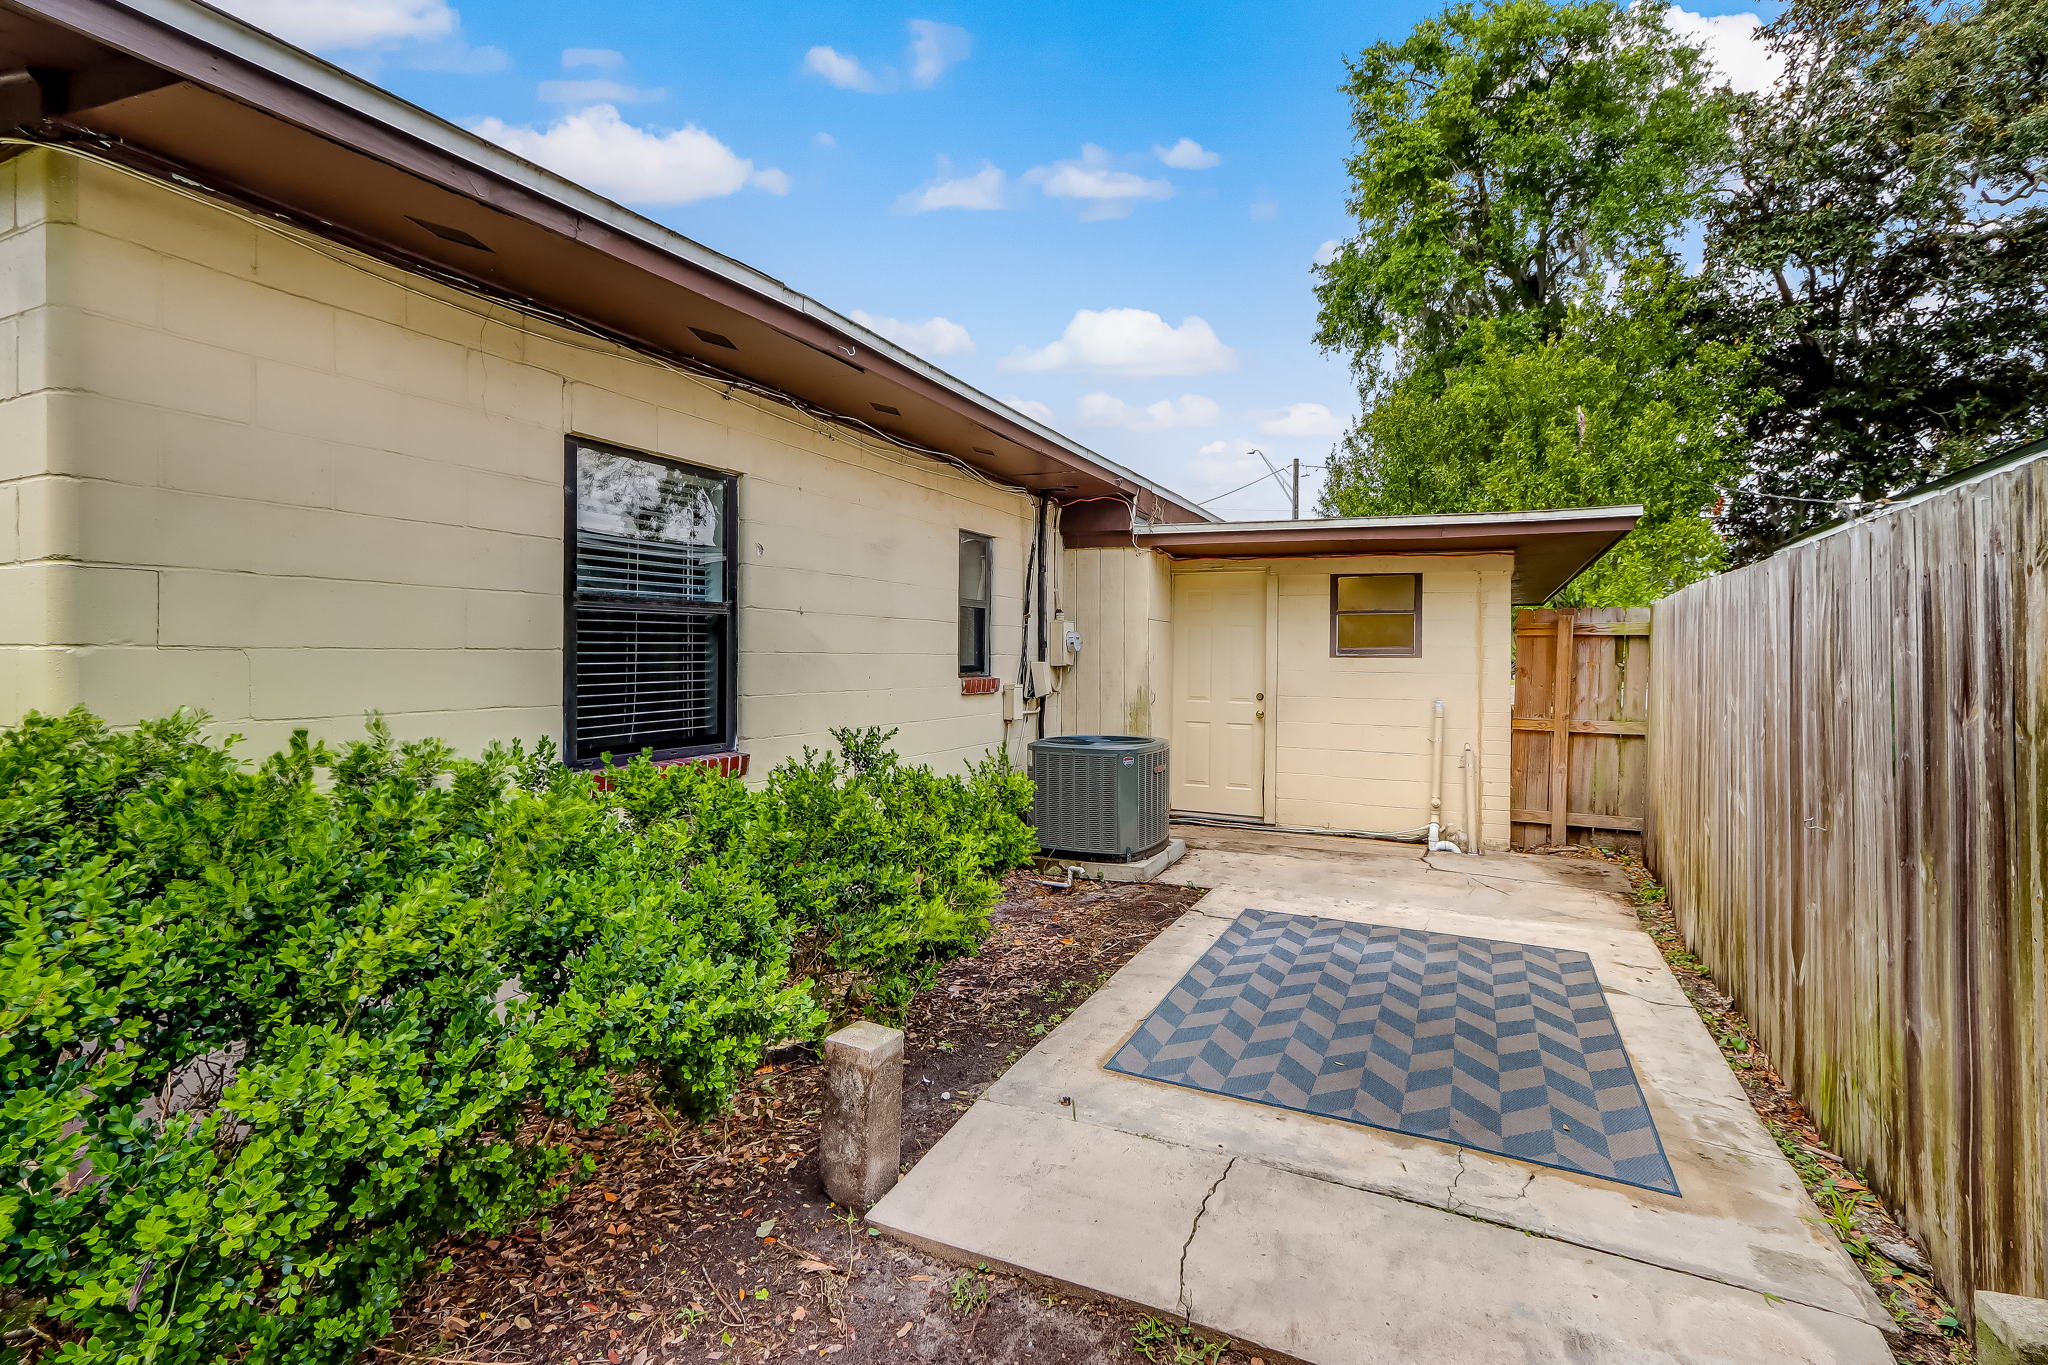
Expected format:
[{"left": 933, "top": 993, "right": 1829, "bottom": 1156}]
[{"left": 1255, "top": 709, "right": 1266, "bottom": 719}]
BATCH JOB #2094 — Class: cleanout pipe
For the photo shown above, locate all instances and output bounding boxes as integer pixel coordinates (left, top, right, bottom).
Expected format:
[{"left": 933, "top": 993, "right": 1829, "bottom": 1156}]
[{"left": 1426, "top": 700, "right": 1463, "bottom": 854}]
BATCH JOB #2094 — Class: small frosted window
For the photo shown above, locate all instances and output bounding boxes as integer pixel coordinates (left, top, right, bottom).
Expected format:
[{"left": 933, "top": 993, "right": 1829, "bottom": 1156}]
[{"left": 1331, "top": 574, "right": 1421, "bottom": 657}]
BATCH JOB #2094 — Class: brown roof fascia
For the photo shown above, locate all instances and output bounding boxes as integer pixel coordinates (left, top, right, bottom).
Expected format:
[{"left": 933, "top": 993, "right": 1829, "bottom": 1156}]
[
  {"left": 12, "top": 0, "right": 1207, "bottom": 522},
  {"left": 1106, "top": 512, "right": 1641, "bottom": 604},
  {"left": 1129, "top": 514, "right": 1641, "bottom": 557}
]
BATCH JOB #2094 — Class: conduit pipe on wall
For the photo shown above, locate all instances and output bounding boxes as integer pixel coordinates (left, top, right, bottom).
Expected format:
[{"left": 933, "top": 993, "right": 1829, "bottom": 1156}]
[
  {"left": 1035, "top": 495, "right": 1051, "bottom": 739},
  {"left": 1461, "top": 743, "right": 1482, "bottom": 856},
  {"left": 1426, "top": 700, "right": 1464, "bottom": 855}
]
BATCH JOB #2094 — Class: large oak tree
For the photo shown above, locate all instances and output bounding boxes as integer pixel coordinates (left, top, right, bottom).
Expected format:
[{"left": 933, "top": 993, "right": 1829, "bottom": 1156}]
[
  {"left": 1701, "top": 0, "right": 2048, "bottom": 555},
  {"left": 1313, "top": 0, "right": 1735, "bottom": 604}
]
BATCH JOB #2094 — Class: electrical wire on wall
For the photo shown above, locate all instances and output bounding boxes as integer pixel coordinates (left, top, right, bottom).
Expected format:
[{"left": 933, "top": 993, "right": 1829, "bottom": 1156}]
[{"left": 2, "top": 131, "right": 1038, "bottom": 502}]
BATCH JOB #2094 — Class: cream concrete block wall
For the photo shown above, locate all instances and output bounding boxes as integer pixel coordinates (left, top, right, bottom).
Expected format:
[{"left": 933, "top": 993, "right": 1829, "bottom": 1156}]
[
  {"left": 1056, "top": 546, "right": 1173, "bottom": 738},
  {"left": 0, "top": 149, "right": 1037, "bottom": 773},
  {"left": 1172, "top": 553, "right": 1514, "bottom": 850},
  {"left": 0, "top": 153, "right": 52, "bottom": 726}
]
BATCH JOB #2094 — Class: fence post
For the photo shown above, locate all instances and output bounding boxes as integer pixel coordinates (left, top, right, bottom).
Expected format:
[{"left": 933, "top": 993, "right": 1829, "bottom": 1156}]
[
  {"left": 1975, "top": 1292, "right": 2048, "bottom": 1365},
  {"left": 1549, "top": 609, "right": 1575, "bottom": 846},
  {"left": 820, "top": 1021, "right": 904, "bottom": 1208}
]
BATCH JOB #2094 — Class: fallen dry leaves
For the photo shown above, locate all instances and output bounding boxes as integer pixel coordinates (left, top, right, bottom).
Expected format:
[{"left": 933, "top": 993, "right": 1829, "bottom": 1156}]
[{"left": 378, "top": 873, "right": 1224, "bottom": 1365}]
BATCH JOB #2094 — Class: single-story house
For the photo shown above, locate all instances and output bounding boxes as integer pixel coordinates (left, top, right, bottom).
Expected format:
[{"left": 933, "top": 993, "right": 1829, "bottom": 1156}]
[{"left": 0, "top": 0, "right": 1637, "bottom": 850}]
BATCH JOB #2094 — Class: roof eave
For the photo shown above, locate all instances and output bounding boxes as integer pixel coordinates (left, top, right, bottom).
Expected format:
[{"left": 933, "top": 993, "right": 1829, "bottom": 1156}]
[{"left": 1120, "top": 508, "right": 1644, "bottom": 604}]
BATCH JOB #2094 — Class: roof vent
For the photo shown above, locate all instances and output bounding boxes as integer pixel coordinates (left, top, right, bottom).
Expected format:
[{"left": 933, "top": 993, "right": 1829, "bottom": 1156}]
[
  {"left": 870, "top": 402, "right": 901, "bottom": 416},
  {"left": 690, "top": 327, "right": 738, "bottom": 350},
  {"left": 406, "top": 216, "right": 491, "bottom": 251},
  {"left": 972, "top": 446, "right": 996, "bottom": 456}
]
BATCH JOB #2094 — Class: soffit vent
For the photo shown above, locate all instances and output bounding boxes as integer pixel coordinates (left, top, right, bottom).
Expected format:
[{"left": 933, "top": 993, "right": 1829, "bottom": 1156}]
[{"left": 689, "top": 327, "right": 738, "bottom": 350}]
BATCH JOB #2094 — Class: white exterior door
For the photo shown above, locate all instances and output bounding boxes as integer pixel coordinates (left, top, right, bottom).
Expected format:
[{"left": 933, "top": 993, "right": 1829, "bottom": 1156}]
[{"left": 1170, "top": 571, "right": 1266, "bottom": 818}]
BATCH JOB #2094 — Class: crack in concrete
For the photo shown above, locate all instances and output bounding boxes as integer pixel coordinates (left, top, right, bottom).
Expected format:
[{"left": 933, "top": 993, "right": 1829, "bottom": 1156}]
[
  {"left": 1445, "top": 1149, "right": 1469, "bottom": 1210},
  {"left": 1413, "top": 852, "right": 1518, "bottom": 900},
  {"left": 972, "top": 1090, "right": 1884, "bottom": 1330},
  {"left": 1186, "top": 903, "right": 1244, "bottom": 922},
  {"left": 1598, "top": 984, "right": 1693, "bottom": 1010},
  {"left": 1176, "top": 1157, "right": 1237, "bottom": 1324}
]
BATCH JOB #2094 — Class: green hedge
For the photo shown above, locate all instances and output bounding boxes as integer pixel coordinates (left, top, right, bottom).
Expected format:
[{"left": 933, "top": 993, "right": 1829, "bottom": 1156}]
[{"left": 0, "top": 710, "right": 1034, "bottom": 1363}]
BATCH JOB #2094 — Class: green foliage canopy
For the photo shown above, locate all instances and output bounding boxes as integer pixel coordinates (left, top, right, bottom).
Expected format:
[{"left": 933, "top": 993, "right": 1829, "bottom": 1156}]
[
  {"left": 1323, "top": 266, "right": 1757, "bottom": 605},
  {"left": 1314, "top": 0, "right": 1730, "bottom": 391},
  {"left": 1700, "top": 0, "right": 2048, "bottom": 554},
  {"left": 1312, "top": 0, "right": 1740, "bottom": 605}
]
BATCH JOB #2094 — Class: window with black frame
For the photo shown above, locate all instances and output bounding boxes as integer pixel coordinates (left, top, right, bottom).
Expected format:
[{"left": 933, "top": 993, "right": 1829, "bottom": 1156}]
[
  {"left": 566, "top": 439, "right": 736, "bottom": 764},
  {"left": 958, "top": 531, "right": 993, "bottom": 676}
]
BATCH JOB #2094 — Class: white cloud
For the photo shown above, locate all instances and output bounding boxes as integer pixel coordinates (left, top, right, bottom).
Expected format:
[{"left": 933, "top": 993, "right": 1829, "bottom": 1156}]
[
  {"left": 803, "top": 45, "right": 881, "bottom": 92},
  {"left": 896, "top": 159, "right": 1006, "bottom": 213},
  {"left": 1195, "top": 438, "right": 1264, "bottom": 480},
  {"left": 562, "top": 47, "right": 625, "bottom": 69},
  {"left": 814, "top": 131, "right": 838, "bottom": 149},
  {"left": 1664, "top": 7, "right": 1782, "bottom": 94},
  {"left": 1250, "top": 199, "right": 1279, "bottom": 221},
  {"left": 908, "top": 20, "right": 972, "bottom": 86},
  {"left": 804, "top": 21, "right": 972, "bottom": 93},
  {"left": 1001, "top": 395, "right": 1057, "bottom": 424},
  {"left": 471, "top": 105, "right": 785, "bottom": 205},
  {"left": 1077, "top": 392, "right": 1221, "bottom": 431},
  {"left": 217, "top": 0, "right": 504, "bottom": 68},
  {"left": 1027, "top": 145, "right": 1173, "bottom": 220},
  {"left": 1190, "top": 438, "right": 1278, "bottom": 502},
  {"left": 538, "top": 78, "right": 664, "bottom": 104},
  {"left": 1001, "top": 309, "right": 1237, "bottom": 377},
  {"left": 1314, "top": 238, "right": 1343, "bottom": 267},
  {"left": 221, "top": 0, "right": 453, "bottom": 47},
  {"left": 1154, "top": 138, "right": 1220, "bottom": 170},
  {"left": 849, "top": 311, "right": 976, "bottom": 357},
  {"left": 1257, "top": 402, "right": 1344, "bottom": 437},
  {"left": 406, "top": 40, "right": 508, "bottom": 71}
]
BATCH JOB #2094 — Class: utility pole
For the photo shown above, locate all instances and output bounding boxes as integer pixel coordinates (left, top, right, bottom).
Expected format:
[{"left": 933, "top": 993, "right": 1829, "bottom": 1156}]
[{"left": 1248, "top": 447, "right": 1302, "bottom": 521}]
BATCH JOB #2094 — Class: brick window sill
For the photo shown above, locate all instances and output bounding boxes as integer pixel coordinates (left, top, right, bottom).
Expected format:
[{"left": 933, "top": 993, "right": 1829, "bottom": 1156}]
[
  {"left": 588, "top": 752, "right": 749, "bottom": 790},
  {"left": 961, "top": 675, "right": 1001, "bottom": 696}
]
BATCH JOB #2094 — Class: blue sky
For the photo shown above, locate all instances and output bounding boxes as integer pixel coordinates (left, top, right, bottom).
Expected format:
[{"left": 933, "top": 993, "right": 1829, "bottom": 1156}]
[{"left": 222, "top": 0, "right": 1775, "bottom": 518}]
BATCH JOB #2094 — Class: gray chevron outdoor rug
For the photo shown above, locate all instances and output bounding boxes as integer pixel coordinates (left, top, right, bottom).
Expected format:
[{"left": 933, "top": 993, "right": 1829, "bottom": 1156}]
[{"left": 1105, "top": 908, "right": 1680, "bottom": 1196}]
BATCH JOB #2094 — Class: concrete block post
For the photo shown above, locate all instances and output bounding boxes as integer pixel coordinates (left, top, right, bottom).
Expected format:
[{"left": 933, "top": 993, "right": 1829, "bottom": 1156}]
[
  {"left": 820, "top": 1021, "right": 904, "bottom": 1209},
  {"left": 1977, "top": 1292, "right": 2048, "bottom": 1365}
]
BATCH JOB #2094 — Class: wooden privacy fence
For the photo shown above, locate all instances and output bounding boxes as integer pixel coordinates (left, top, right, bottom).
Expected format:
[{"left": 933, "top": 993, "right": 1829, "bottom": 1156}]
[
  {"left": 1510, "top": 607, "right": 1652, "bottom": 851},
  {"left": 1649, "top": 450, "right": 2048, "bottom": 1307}
]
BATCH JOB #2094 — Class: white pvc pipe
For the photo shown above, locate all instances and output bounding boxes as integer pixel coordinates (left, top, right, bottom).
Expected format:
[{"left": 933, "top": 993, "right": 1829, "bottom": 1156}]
[{"left": 1426, "top": 700, "right": 1463, "bottom": 854}]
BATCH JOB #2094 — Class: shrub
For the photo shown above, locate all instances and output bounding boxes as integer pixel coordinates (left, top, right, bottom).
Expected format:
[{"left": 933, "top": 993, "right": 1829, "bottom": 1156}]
[
  {"left": 1, "top": 711, "right": 1035, "bottom": 1363},
  {"left": 601, "top": 726, "right": 1037, "bottom": 1019},
  {"left": 1, "top": 711, "right": 818, "bottom": 1363},
  {"left": 744, "top": 729, "right": 1036, "bottom": 1018}
]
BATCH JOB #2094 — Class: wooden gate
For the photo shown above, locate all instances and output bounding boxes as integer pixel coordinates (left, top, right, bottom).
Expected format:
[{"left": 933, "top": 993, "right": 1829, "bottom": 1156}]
[{"left": 1510, "top": 607, "right": 1652, "bottom": 850}]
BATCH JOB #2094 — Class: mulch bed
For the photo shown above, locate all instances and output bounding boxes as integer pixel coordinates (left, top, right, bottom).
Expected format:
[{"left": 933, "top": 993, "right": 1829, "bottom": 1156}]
[
  {"left": 376, "top": 872, "right": 1265, "bottom": 1365},
  {"left": 1576, "top": 849, "right": 1971, "bottom": 1365}
]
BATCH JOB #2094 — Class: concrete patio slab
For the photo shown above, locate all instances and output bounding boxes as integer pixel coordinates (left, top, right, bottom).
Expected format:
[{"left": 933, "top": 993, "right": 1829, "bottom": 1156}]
[
  {"left": 870, "top": 827, "right": 1895, "bottom": 1363},
  {"left": 1188, "top": 1159, "right": 1893, "bottom": 1365}
]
